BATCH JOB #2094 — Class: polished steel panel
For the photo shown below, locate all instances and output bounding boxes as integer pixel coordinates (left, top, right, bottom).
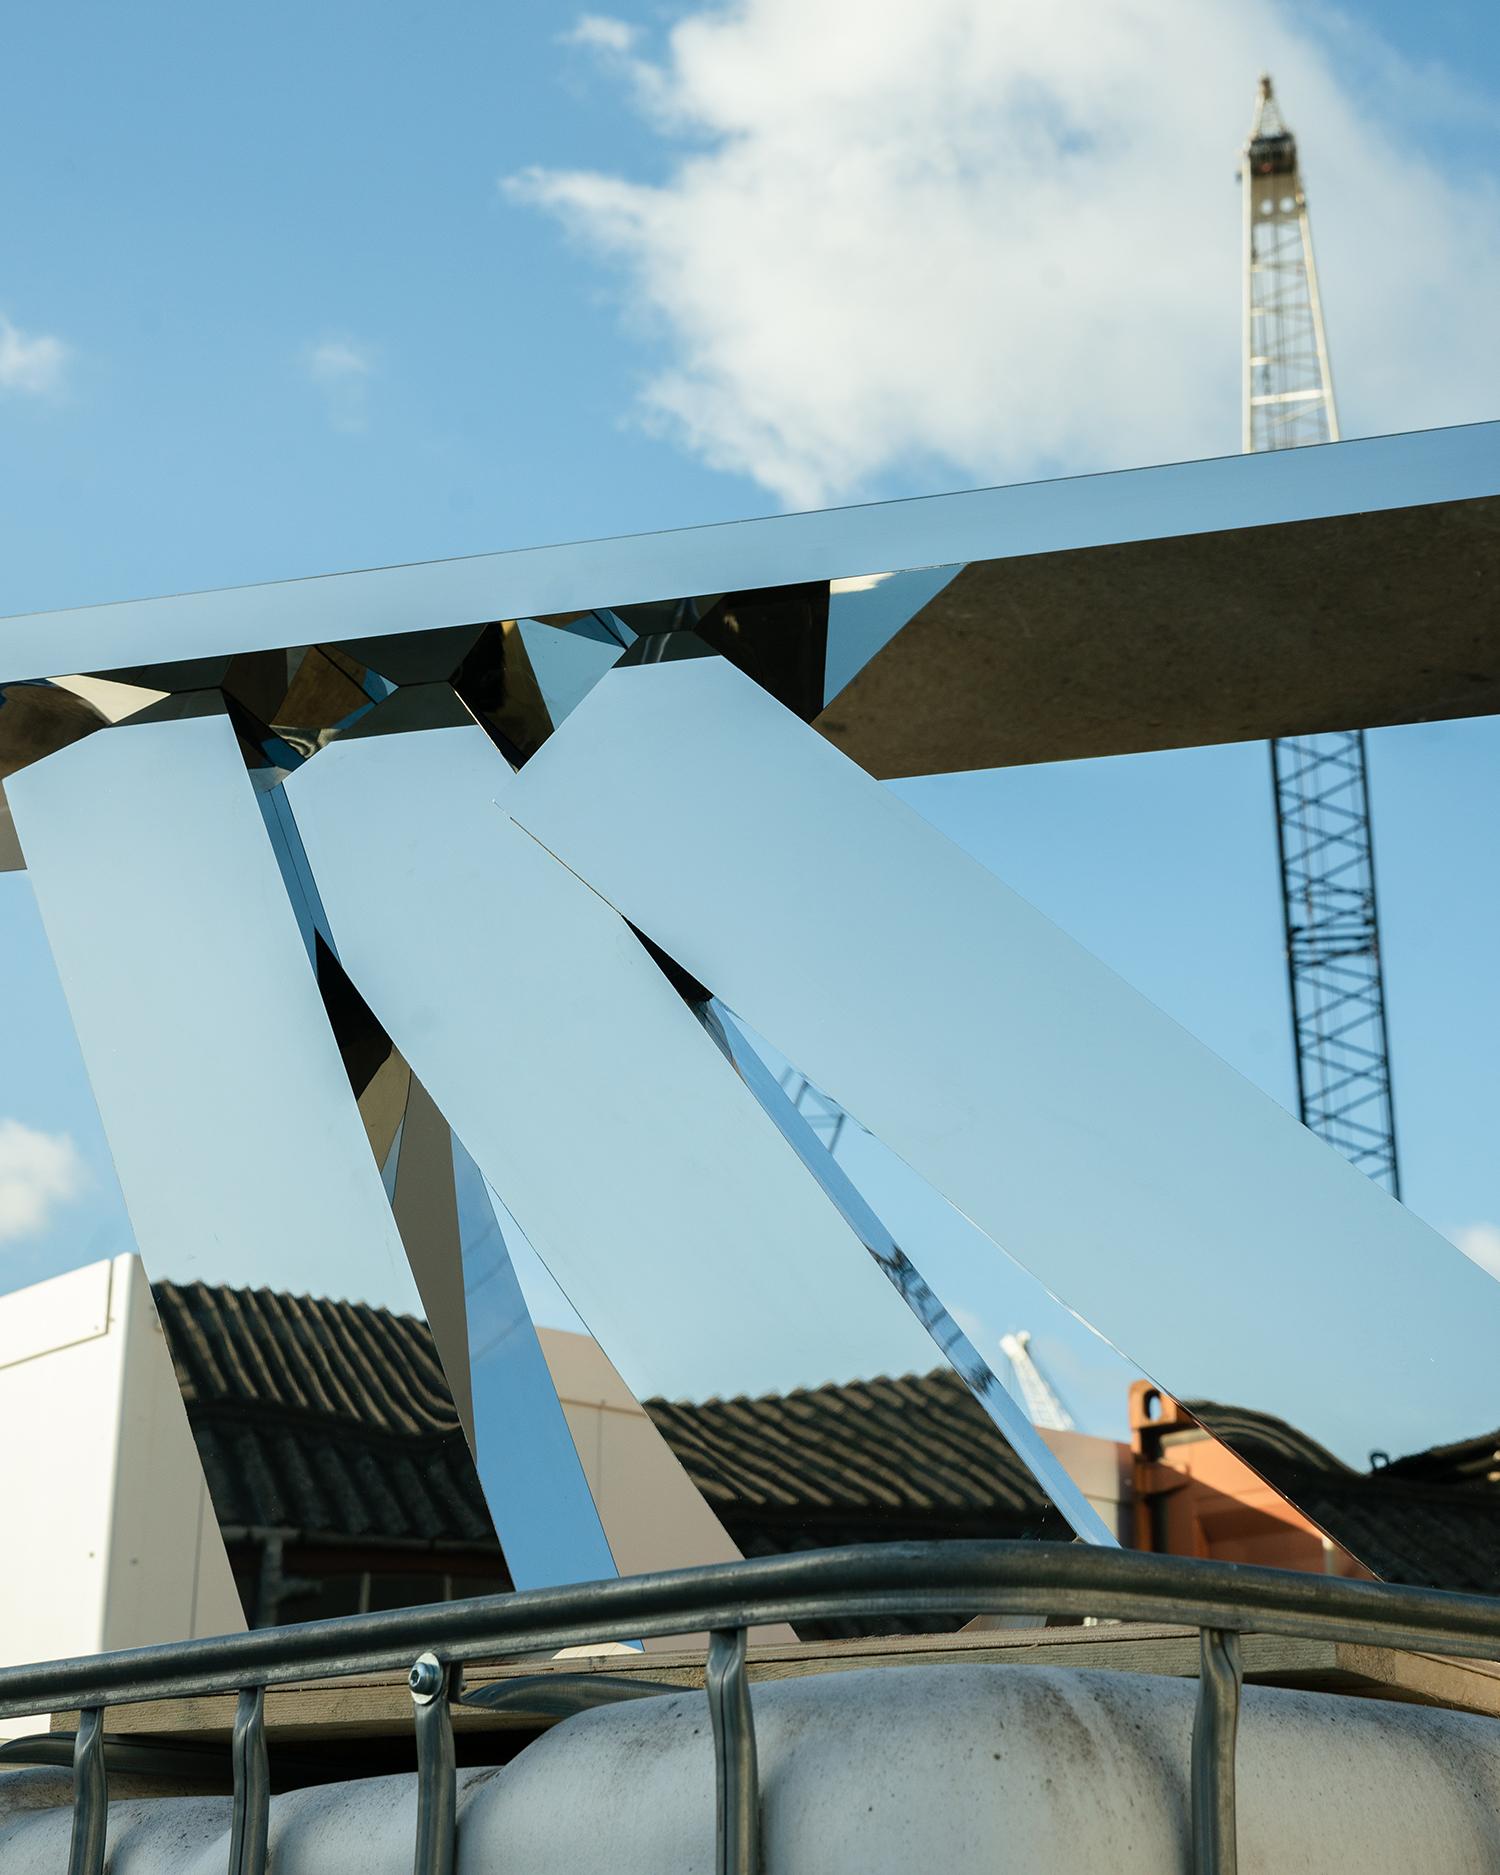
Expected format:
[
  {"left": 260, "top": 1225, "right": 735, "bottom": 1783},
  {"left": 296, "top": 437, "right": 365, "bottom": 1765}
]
[
  {"left": 256, "top": 779, "right": 330, "bottom": 963},
  {"left": 815, "top": 494, "right": 1500, "bottom": 777},
  {"left": 516, "top": 619, "right": 622, "bottom": 728},
  {"left": 390, "top": 1077, "right": 474, "bottom": 1445},
  {"left": 285, "top": 724, "right": 943, "bottom": 1411},
  {"left": 449, "top": 1132, "right": 620, "bottom": 1590},
  {"left": 700, "top": 1001, "right": 1117, "bottom": 1545},
  {"left": 1, "top": 424, "right": 1493, "bottom": 683},
  {"left": 823, "top": 566, "right": 959, "bottom": 706},
  {"left": 6, "top": 712, "right": 517, "bottom": 1625},
  {"left": 507, "top": 658, "right": 1500, "bottom": 1483},
  {"left": 7, "top": 713, "right": 423, "bottom": 1314}
]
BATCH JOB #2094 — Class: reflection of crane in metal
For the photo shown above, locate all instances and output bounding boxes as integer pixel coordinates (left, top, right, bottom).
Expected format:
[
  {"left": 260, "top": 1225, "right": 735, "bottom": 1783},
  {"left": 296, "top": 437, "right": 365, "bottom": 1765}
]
[
  {"left": 778, "top": 1068, "right": 849, "bottom": 1153},
  {"left": 999, "top": 1330, "right": 1075, "bottom": 1432},
  {"left": 1242, "top": 76, "right": 1401, "bottom": 1196}
]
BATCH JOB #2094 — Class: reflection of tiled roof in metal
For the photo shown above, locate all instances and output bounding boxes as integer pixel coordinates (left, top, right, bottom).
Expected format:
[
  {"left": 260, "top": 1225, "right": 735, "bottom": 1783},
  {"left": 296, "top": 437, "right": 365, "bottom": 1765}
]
[
  {"left": 154, "top": 1282, "right": 1500, "bottom": 1600},
  {"left": 1179, "top": 1400, "right": 1355, "bottom": 1477},
  {"left": 1182, "top": 1399, "right": 1500, "bottom": 1598},
  {"left": 153, "top": 1281, "right": 495, "bottom": 1550}
]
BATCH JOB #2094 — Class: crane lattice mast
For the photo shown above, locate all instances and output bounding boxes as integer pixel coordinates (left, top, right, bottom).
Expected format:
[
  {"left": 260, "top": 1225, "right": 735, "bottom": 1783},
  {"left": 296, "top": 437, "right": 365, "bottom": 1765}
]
[{"left": 1242, "top": 76, "right": 1401, "bottom": 1196}]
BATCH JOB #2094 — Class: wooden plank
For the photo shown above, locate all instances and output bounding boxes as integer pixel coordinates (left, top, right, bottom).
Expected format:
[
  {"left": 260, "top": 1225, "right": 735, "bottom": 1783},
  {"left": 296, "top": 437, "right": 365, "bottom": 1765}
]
[
  {"left": 1264, "top": 1646, "right": 1500, "bottom": 1717},
  {"left": 52, "top": 1623, "right": 1500, "bottom": 1748}
]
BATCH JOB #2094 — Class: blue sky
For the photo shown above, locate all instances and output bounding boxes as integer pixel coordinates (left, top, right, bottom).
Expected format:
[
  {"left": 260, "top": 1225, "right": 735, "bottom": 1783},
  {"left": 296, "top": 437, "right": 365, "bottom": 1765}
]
[{"left": 2, "top": 0, "right": 1498, "bottom": 1435}]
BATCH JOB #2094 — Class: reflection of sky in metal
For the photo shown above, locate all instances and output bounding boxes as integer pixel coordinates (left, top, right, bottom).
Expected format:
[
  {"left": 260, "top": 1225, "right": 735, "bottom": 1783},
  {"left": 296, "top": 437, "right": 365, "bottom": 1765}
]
[
  {"left": 286, "top": 724, "right": 940, "bottom": 1403},
  {"left": 823, "top": 565, "right": 959, "bottom": 706},
  {"left": 1, "top": 421, "right": 1495, "bottom": 683},
  {"left": 4, "top": 718, "right": 1493, "bottom": 1449},
  {"left": 1, "top": 418, "right": 1496, "bottom": 1440},
  {"left": 728, "top": 1011, "right": 1144, "bottom": 1441},
  {"left": 510, "top": 656, "right": 1500, "bottom": 1471},
  {"left": 7, "top": 713, "right": 422, "bottom": 1312},
  {"left": 450, "top": 1134, "right": 619, "bottom": 1589},
  {"left": 707, "top": 1000, "right": 1117, "bottom": 1543}
]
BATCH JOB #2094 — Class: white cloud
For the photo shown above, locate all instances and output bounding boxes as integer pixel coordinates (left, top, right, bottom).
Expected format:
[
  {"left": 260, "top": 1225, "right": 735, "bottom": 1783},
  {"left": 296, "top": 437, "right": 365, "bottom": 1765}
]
[
  {"left": 509, "top": 1, "right": 1500, "bottom": 507},
  {"left": 1451, "top": 1223, "right": 1500, "bottom": 1283},
  {"left": 0, "top": 315, "right": 68, "bottom": 396},
  {"left": 304, "top": 337, "right": 377, "bottom": 433},
  {"left": 0, "top": 1119, "right": 85, "bottom": 1244},
  {"left": 565, "top": 14, "right": 639, "bottom": 56}
]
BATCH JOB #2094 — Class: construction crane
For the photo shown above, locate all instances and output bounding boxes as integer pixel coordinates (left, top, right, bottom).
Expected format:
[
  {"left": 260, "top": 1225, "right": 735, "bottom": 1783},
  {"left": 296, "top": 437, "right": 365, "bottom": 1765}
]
[
  {"left": 1242, "top": 76, "right": 1401, "bottom": 1196},
  {"left": 999, "top": 1331, "right": 1075, "bottom": 1433},
  {"left": 778, "top": 1066, "right": 849, "bottom": 1152}
]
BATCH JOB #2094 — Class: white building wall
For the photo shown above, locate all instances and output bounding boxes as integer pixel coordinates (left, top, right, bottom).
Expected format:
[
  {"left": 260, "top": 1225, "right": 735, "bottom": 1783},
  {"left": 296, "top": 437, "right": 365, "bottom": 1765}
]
[
  {"left": 101, "top": 1258, "right": 243, "bottom": 1652},
  {"left": 0, "top": 1255, "right": 243, "bottom": 1737}
]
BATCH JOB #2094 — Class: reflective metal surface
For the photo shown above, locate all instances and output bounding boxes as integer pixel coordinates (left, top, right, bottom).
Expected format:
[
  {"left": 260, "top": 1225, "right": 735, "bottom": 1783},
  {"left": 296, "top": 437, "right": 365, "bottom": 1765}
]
[
  {"left": 450, "top": 1133, "right": 621, "bottom": 1590},
  {"left": 822, "top": 566, "right": 960, "bottom": 706},
  {"left": 8, "top": 714, "right": 422, "bottom": 1311},
  {"left": 5, "top": 422, "right": 1498, "bottom": 1644},
  {"left": 507, "top": 659, "right": 1500, "bottom": 1505},
  {"left": 700, "top": 1002, "right": 1116, "bottom": 1546},
  {"left": 386, "top": 1075, "right": 474, "bottom": 1442},
  {"left": 1, "top": 423, "right": 1493, "bottom": 685},
  {"left": 6, "top": 713, "right": 505, "bottom": 1620},
  {"left": 515, "top": 619, "right": 622, "bottom": 728},
  {"left": 284, "top": 726, "right": 1066, "bottom": 1574}
]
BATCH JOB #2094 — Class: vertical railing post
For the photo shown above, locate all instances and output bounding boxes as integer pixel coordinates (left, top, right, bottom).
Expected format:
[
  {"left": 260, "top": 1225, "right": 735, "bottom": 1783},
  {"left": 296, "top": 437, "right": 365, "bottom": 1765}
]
[
  {"left": 228, "top": 1686, "right": 269, "bottom": 1875},
  {"left": 1191, "top": 1626, "right": 1243, "bottom": 1875},
  {"left": 706, "top": 1627, "right": 759, "bottom": 1875},
  {"left": 409, "top": 1651, "right": 457, "bottom": 1875},
  {"left": 67, "top": 1705, "right": 108, "bottom": 1875}
]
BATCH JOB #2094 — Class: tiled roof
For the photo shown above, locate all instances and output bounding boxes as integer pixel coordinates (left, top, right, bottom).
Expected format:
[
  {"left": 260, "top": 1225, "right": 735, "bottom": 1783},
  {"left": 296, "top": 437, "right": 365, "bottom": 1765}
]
[
  {"left": 153, "top": 1282, "right": 1500, "bottom": 1600},
  {"left": 153, "top": 1280, "right": 495, "bottom": 1550},
  {"left": 645, "top": 1368, "right": 1062, "bottom": 1530}
]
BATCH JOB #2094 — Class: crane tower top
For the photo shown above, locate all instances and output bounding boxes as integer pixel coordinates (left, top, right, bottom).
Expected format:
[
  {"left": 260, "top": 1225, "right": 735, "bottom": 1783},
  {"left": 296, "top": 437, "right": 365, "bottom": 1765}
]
[{"left": 1246, "top": 74, "right": 1297, "bottom": 178}]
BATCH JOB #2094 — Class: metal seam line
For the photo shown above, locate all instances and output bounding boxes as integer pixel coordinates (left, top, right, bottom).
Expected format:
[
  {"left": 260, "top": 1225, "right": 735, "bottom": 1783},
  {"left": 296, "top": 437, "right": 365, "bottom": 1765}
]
[
  {"left": 706, "top": 1628, "right": 759, "bottom": 1875},
  {"left": 1191, "top": 1628, "right": 1243, "bottom": 1875}
]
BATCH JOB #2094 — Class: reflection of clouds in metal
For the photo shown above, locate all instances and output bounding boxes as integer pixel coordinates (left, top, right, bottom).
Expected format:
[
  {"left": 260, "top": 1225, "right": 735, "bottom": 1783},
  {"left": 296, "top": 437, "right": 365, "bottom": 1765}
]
[{"left": 5, "top": 422, "right": 1499, "bottom": 1625}]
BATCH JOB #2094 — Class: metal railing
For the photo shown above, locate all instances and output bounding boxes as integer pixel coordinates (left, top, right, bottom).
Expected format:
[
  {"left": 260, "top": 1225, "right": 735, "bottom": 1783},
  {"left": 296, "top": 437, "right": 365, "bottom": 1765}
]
[{"left": 5, "top": 1540, "right": 1500, "bottom": 1875}]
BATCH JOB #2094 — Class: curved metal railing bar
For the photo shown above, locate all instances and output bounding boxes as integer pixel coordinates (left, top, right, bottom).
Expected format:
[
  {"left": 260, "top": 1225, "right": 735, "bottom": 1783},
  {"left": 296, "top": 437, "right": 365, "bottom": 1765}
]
[
  {"left": 4, "top": 1540, "right": 1500, "bottom": 1875},
  {"left": 6, "top": 1541, "right": 1500, "bottom": 1718}
]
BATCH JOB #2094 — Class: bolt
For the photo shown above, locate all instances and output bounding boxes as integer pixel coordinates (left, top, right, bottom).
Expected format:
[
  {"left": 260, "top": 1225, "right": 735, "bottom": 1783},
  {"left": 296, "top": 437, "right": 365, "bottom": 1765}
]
[{"left": 408, "top": 1652, "right": 445, "bottom": 1701}]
